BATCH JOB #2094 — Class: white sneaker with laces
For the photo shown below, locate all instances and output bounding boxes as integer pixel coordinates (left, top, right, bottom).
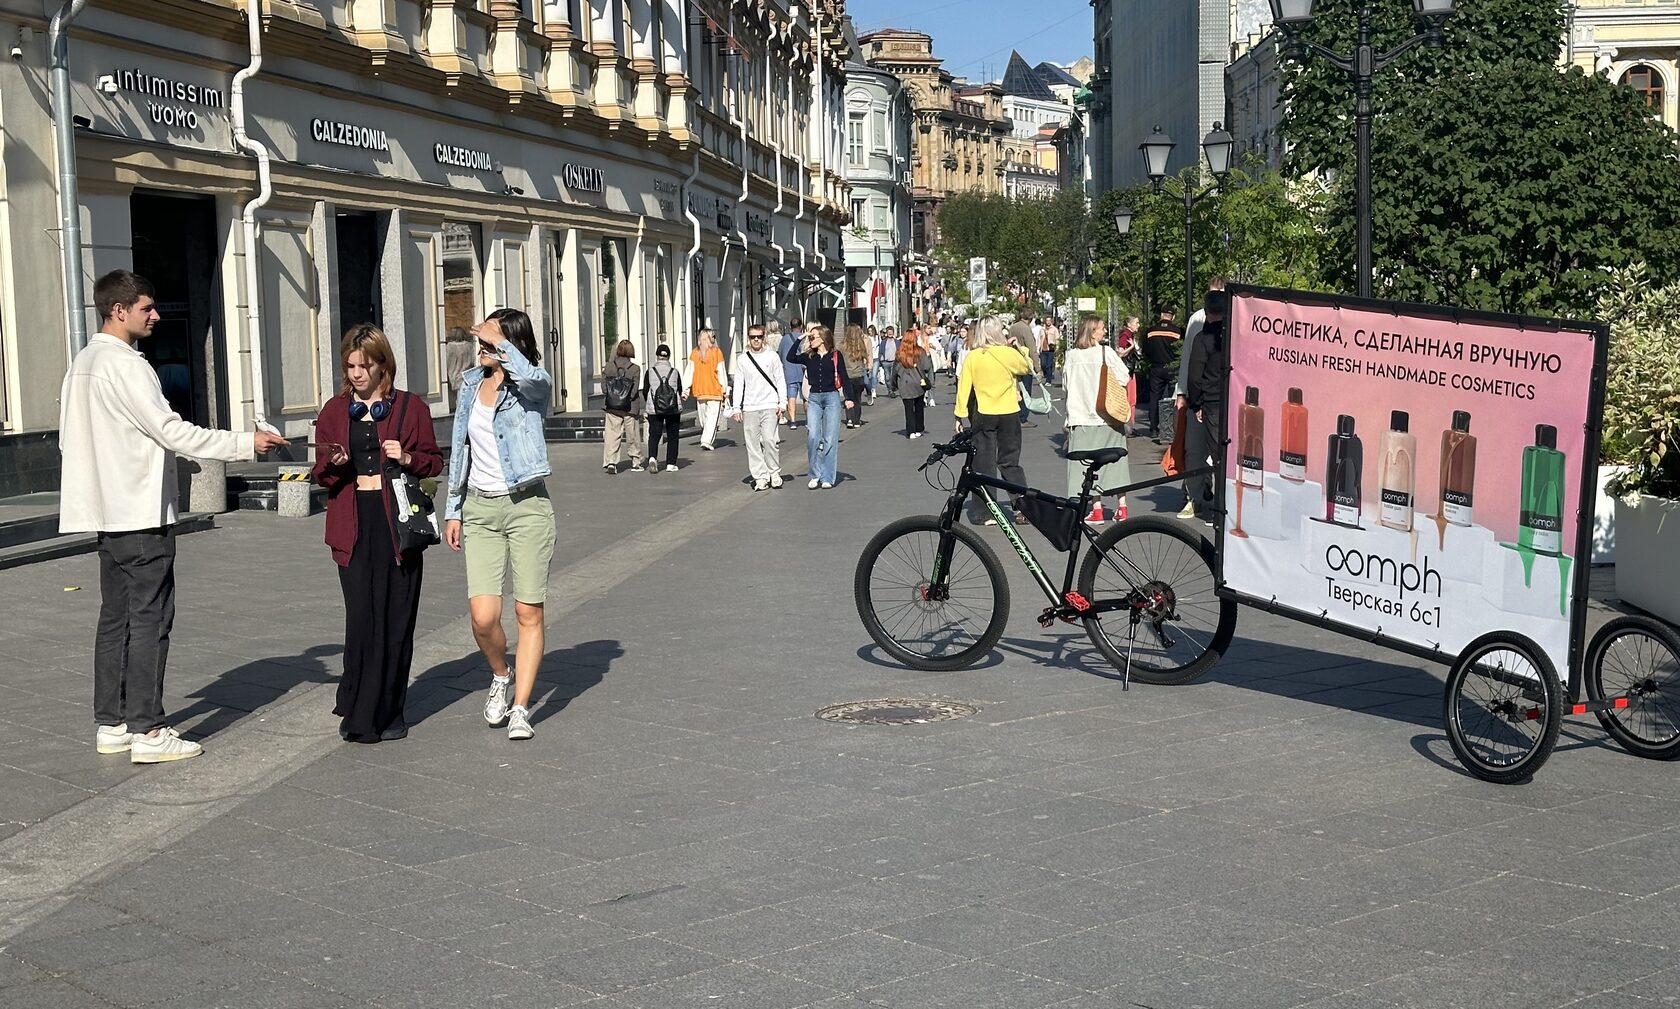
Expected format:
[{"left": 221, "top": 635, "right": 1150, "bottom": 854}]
[
  {"left": 1177, "top": 501, "right": 1198, "bottom": 520},
  {"left": 820, "top": 482, "right": 834, "bottom": 489},
  {"left": 630, "top": 462, "right": 645, "bottom": 472},
  {"left": 769, "top": 474, "right": 784, "bottom": 489},
  {"left": 507, "top": 706, "right": 533, "bottom": 741},
  {"left": 808, "top": 478, "right": 820, "bottom": 489},
  {"left": 483, "top": 676, "right": 511, "bottom": 726},
  {"left": 754, "top": 478, "right": 769, "bottom": 491},
  {"left": 96, "top": 723, "right": 133, "bottom": 754},
  {"left": 130, "top": 726, "right": 202, "bottom": 764}
]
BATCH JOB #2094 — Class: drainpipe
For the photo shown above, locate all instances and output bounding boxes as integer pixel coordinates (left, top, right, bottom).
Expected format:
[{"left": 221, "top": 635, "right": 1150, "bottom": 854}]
[
  {"left": 769, "top": 112, "right": 786, "bottom": 314},
  {"left": 789, "top": 63, "right": 807, "bottom": 286},
  {"left": 50, "top": 0, "right": 90, "bottom": 358},
  {"left": 812, "top": 3, "right": 828, "bottom": 287},
  {"left": 232, "top": 0, "right": 273, "bottom": 423},
  {"left": 682, "top": 149, "right": 702, "bottom": 340}
]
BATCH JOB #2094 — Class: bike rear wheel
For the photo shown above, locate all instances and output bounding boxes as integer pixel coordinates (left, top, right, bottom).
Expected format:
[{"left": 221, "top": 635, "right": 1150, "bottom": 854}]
[
  {"left": 1444, "top": 631, "right": 1561, "bottom": 784},
  {"left": 1077, "top": 516, "right": 1235, "bottom": 685},
  {"left": 1586, "top": 615, "right": 1680, "bottom": 761},
  {"left": 855, "top": 516, "right": 1011, "bottom": 671}
]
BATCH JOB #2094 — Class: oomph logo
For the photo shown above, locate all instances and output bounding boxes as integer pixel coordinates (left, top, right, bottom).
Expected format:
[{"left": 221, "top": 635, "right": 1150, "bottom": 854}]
[{"left": 1325, "top": 545, "right": 1441, "bottom": 600}]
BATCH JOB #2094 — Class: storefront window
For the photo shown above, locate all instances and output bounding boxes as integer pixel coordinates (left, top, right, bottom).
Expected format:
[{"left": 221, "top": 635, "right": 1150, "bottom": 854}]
[
  {"left": 655, "top": 244, "right": 675, "bottom": 346},
  {"left": 600, "top": 238, "right": 622, "bottom": 365},
  {"left": 442, "top": 222, "right": 482, "bottom": 336}
]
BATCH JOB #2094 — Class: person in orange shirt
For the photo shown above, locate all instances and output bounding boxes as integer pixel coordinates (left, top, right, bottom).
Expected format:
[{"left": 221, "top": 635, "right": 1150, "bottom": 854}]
[{"left": 685, "top": 328, "right": 729, "bottom": 451}]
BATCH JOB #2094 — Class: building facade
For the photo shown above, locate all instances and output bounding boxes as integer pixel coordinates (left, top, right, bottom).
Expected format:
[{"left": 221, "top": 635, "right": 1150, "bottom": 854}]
[
  {"left": 1089, "top": 0, "right": 1232, "bottom": 188},
  {"left": 0, "top": 0, "right": 851, "bottom": 495},
  {"left": 840, "top": 52, "right": 913, "bottom": 330},
  {"left": 1568, "top": 0, "right": 1680, "bottom": 130},
  {"left": 1225, "top": 29, "right": 1283, "bottom": 173},
  {"left": 856, "top": 28, "right": 1010, "bottom": 254}
]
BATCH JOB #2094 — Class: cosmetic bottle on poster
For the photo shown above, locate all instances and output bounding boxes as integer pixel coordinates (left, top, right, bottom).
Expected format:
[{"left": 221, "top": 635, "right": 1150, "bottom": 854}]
[
  {"left": 1237, "top": 386, "right": 1265, "bottom": 488},
  {"left": 1519, "top": 423, "right": 1566, "bottom": 556},
  {"left": 1438, "top": 410, "right": 1477, "bottom": 527},
  {"left": 1378, "top": 410, "right": 1416, "bottom": 532},
  {"left": 1279, "top": 388, "right": 1308, "bottom": 483},
  {"left": 1324, "top": 414, "right": 1363, "bottom": 527}
]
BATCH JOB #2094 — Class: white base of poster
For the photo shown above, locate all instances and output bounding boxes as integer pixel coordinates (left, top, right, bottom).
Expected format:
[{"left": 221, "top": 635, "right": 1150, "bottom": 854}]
[{"left": 1224, "top": 477, "right": 1573, "bottom": 680}]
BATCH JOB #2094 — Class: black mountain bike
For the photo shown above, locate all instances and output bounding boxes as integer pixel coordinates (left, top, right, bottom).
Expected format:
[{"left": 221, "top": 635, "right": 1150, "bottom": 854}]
[{"left": 854, "top": 430, "right": 1237, "bottom": 685}]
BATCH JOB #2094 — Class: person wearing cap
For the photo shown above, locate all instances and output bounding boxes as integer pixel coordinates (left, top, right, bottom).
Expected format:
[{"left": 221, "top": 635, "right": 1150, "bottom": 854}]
[
  {"left": 644, "top": 345, "right": 687, "bottom": 473},
  {"left": 1182, "top": 289, "right": 1230, "bottom": 525},
  {"left": 954, "top": 315, "right": 1032, "bottom": 524}
]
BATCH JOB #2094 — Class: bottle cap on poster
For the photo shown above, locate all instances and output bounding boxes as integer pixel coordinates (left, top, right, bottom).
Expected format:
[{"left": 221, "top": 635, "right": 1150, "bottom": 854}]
[
  {"left": 1390, "top": 410, "right": 1409, "bottom": 433},
  {"left": 1246, "top": 386, "right": 1259, "bottom": 406},
  {"left": 1535, "top": 423, "right": 1557, "bottom": 449},
  {"left": 1287, "top": 387, "right": 1302, "bottom": 404},
  {"left": 1337, "top": 414, "right": 1356, "bottom": 436},
  {"left": 1452, "top": 410, "right": 1471, "bottom": 432}
]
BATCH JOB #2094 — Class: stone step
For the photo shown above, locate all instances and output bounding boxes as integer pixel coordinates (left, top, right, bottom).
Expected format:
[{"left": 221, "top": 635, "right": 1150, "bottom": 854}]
[{"left": 0, "top": 513, "right": 60, "bottom": 550}]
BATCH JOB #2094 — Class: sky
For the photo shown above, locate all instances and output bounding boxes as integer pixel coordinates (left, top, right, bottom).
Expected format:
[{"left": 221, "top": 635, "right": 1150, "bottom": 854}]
[{"left": 844, "top": 0, "right": 1094, "bottom": 83}]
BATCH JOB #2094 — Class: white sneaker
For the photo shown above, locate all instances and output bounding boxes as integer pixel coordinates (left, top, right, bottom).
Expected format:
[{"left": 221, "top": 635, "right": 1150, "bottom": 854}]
[
  {"left": 96, "top": 723, "right": 133, "bottom": 754},
  {"left": 630, "top": 462, "right": 645, "bottom": 472},
  {"left": 820, "top": 482, "right": 834, "bottom": 490},
  {"left": 647, "top": 460, "right": 660, "bottom": 474},
  {"left": 808, "top": 478, "right": 820, "bottom": 490},
  {"left": 754, "top": 479, "right": 769, "bottom": 491},
  {"left": 507, "top": 706, "right": 533, "bottom": 741},
  {"left": 769, "top": 474, "right": 784, "bottom": 489},
  {"left": 129, "top": 726, "right": 202, "bottom": 764},
  {"left": 483, "top": 676, "right": 511, "bottom": 726},
  {"left": 1177, "top": 501, "right": 1198, "bottom": 520}
]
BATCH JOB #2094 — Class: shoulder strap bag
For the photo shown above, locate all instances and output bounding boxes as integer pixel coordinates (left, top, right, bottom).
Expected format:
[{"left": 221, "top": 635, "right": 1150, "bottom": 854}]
[
  {"left": 386, "top": 392, "right": 441, "bottom": 553},
  {"left": 1095, "top": 348, "right": 1134, "bottom": 429}
]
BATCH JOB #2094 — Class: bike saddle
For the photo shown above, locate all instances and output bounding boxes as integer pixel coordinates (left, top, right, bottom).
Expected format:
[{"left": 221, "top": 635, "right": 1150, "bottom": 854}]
[{"left": 1066, "top": 447, "right": 1129, "bottom": 466}]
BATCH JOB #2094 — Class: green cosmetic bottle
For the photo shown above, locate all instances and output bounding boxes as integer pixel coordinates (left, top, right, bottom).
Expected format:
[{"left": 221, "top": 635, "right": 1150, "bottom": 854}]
[{"left": 1518, "top": 424, "right": 1565, "bottom": 556}]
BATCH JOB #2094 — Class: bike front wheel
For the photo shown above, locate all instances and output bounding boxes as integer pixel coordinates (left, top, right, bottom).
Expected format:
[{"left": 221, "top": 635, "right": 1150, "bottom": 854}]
[
  {"left": 855, "top": 516, "right": 1010, "bottom": 671},
  {"left": 1077, "top": 516, "right": 1236, "bottom": 685}
]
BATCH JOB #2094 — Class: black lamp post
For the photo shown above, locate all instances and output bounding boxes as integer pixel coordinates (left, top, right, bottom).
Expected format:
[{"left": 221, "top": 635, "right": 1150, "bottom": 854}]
[
  {"left": 1140, "top": 123, "right": 1234, "bottom": 326},
  {"left": 1112, "top": 204, "right": 1151, "bottom": 323},
  {"left": 1268, "top": 0, "right": 1457, "bottom": 298}
]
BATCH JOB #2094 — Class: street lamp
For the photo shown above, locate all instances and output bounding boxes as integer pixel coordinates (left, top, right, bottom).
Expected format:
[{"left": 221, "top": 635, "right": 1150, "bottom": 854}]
[
  {"left": 1269, "top": 0, "right": 1457, "bottom": 297},
  {"left": 1140, "top": 122, "right": 1233, "bottom": 328},
  {"left": 1112, "top": 203, "right": 1151, "bottom": 323}
]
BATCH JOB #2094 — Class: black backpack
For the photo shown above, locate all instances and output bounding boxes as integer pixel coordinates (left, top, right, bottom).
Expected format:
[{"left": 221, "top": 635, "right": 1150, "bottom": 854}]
[
  {"left": 603, "top": 365, "right": 635, "bottom": 413},
  {"left": 650, "top": 367, "right": 680, "bottom": 415}
]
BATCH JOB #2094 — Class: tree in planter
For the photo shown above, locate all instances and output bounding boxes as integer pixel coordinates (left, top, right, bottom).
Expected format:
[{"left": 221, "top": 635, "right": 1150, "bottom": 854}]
[
  {"left": 1279, "top": 0, "right": 1680, "bottom": 315},
  {"left": 1599, "top": 265, "right": 1680, "bottom": 500}
]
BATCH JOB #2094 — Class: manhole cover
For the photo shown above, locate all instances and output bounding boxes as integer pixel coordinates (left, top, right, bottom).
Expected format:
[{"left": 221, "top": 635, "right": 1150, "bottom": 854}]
[{"left": 816, "top": 698, "right": 979, "bottom": 726}]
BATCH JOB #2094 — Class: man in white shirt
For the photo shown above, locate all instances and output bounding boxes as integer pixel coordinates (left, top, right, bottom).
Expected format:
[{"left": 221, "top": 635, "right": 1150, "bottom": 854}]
[
  {"left": 60, "top": 270, "right": 286, "bottom": 763},
  {"left": 1174, "top": 277, "right": 1226, "bottom": 519}
]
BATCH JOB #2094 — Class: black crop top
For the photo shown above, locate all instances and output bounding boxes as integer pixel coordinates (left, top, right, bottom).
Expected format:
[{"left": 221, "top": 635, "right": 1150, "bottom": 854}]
[{"left": 350, "top": 416, "right": 382, "bottom": 477}]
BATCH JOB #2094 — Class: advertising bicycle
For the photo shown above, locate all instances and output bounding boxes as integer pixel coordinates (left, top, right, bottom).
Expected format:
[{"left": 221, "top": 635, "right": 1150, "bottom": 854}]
[{"left": 855, "top": 287, "right": 1679, "bottom": 784}]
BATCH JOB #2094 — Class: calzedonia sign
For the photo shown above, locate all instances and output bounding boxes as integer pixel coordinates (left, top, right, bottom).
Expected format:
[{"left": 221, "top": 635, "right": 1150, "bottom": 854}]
[
  {"left": 1217, "top": 285, "right": 1604, "bottom": 678},
  {"left": 435, "top": 143, "right": 496, "bottom": 172},
  {"left": 312, "top": 118, "right": 390, "bottom": 152}
]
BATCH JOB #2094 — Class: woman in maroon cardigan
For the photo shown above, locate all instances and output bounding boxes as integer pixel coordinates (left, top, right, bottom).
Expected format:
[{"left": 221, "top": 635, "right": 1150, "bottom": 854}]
[{"left": 311, "top": 325, "right": 443, "bottom": 743}]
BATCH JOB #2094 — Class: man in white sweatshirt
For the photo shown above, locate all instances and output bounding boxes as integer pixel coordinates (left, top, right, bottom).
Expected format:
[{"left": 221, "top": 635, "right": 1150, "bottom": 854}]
[
  {"left": 728, "top": 325, "right": 789, "bottom": 490},
  {"left": 60, "top": 270, "right": 286, "bottom": 763}
]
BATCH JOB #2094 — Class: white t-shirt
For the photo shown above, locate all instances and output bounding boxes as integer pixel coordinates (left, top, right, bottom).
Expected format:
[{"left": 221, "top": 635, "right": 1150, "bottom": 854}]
[{"left": 467, "top": 398, "right": 509, "bottom": 493}]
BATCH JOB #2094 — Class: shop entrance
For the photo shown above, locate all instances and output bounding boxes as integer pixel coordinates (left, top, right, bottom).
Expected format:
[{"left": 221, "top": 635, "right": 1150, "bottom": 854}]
[
  {"left": 335, "top": 210, "right": 383, "bottom": 333},
  {"left": 130, "top": 192, "right": 226, "bottom": 427}
]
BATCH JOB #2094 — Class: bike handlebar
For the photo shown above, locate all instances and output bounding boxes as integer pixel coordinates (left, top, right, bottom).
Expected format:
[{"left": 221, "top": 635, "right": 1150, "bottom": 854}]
[{"left": 918, "top": 429, "right": 976, "bottom": 471}]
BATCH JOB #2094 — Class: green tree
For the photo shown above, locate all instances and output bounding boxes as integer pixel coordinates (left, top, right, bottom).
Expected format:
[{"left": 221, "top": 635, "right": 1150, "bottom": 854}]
[
  {"left": 1279, "top": 0, "right": 1680, "bottom": 314},
  {"left": 933, "top": 189, "right": 1090, "bottom": 309}
]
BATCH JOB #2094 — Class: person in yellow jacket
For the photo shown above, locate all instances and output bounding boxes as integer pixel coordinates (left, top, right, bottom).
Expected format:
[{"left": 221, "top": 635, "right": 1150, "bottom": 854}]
[
  {"left": 954, "top": 315, "right": 1032, "bottom": 524},
  {"left": 685, "top": 328, "right": 729, "bottom": 450}
]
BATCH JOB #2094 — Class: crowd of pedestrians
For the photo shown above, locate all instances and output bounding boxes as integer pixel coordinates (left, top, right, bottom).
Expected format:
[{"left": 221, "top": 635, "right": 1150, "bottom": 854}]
[{"left": 62, "top": 265, "right": 1202, "bottom": 760}]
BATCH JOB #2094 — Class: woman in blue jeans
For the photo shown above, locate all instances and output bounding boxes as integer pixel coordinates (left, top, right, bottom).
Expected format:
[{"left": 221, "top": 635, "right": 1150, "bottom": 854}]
[{"left": 783, "top": 324, "right": 856, "bottom": 489}]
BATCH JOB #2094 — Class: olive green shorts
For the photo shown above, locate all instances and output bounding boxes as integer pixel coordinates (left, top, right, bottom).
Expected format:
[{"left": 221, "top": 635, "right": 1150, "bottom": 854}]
[{"left": 462, "top": 485, "right": 556, "bottom": 604}]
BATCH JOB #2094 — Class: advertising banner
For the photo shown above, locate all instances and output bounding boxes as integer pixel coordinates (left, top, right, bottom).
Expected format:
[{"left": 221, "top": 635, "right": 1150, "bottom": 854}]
[{"left": 1219, "top": 286, "right": 1605, "bottom": 678}]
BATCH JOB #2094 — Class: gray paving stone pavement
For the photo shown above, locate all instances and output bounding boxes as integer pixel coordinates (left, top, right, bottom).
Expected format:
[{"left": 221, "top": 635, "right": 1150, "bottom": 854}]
[{"left": 1, "top": 380, "right": 1677, "bottom": 1009}]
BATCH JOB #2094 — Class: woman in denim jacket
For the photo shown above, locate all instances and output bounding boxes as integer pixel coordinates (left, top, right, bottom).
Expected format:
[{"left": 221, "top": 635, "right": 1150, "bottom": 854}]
[{"left": 442, "top": 308, "right": 555, "bottom": 741}]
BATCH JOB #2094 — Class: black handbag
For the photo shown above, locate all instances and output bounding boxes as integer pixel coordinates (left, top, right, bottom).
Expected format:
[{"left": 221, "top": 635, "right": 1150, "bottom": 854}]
[{"left": 386, "top": 392, "right": 440, "bottom": 553}]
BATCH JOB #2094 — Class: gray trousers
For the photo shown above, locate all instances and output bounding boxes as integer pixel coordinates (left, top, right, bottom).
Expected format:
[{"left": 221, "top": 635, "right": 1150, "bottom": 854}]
[
  {"left": 95, "top": 528, "right": 176, "bottom": 733},
  {"left": 742, "top": 408, "right": 781, "bottom": 482},
  {"left": 1184, "top": 404, "right": 1222, "bottom": 516},
  {"left": 602, "top": 412, "right": 645, "bottom": 468}
]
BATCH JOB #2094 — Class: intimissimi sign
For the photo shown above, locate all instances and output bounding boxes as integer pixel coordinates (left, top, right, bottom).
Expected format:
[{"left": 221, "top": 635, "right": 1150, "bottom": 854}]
[{"left": 109, "top": 67, "right": 226, "bottom": 130}]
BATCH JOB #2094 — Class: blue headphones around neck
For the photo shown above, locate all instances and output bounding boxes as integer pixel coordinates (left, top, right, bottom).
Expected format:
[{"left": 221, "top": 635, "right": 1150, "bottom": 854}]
[{"left": 348, "top": 397, "right": 391, "bottom": 422}]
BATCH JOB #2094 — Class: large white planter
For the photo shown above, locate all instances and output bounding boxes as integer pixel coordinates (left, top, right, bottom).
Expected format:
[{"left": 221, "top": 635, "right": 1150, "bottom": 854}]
[
  {"left": 1615, "top": 492, "right": 1680, "bottom": 625},
  {"left": 1593, "top": 464, "right": 1630, "bottom": 565}
]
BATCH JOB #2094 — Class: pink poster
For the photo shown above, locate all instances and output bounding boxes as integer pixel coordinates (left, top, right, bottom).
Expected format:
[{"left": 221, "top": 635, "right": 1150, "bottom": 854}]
[{"left": 1221, "top": 289, "right": 1601, "bottom": 676}]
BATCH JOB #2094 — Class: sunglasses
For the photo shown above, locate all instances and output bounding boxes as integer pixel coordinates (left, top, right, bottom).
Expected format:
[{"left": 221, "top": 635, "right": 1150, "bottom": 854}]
[{"left": 477, "top": 340, "right": 497, "bottom": 355}]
